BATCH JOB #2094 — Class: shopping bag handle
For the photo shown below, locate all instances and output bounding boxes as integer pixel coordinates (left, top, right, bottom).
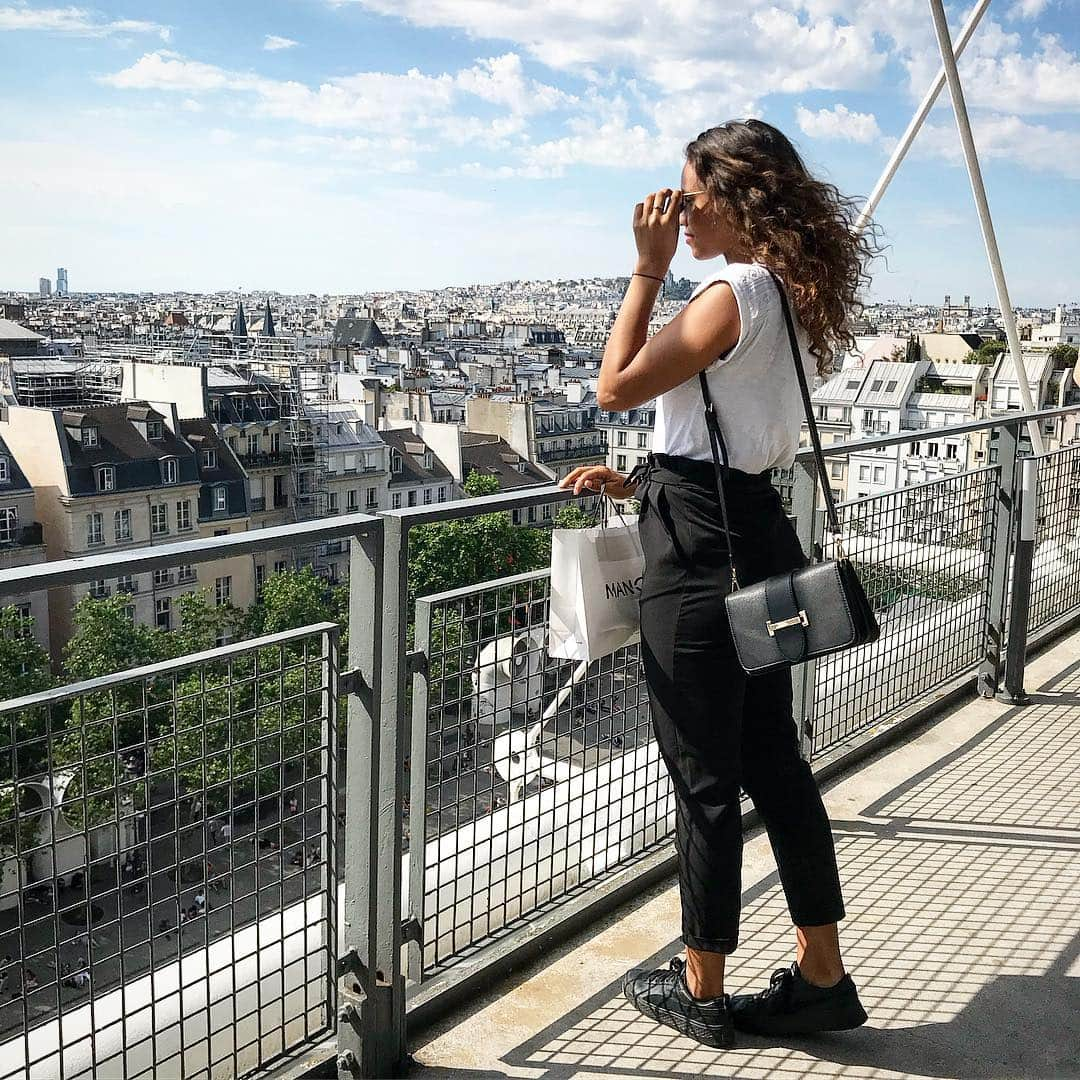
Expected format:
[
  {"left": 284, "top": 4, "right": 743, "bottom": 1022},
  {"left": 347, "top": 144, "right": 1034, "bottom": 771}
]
[{"left": 598, "top": 481, "right": 629, "bottom": 529}]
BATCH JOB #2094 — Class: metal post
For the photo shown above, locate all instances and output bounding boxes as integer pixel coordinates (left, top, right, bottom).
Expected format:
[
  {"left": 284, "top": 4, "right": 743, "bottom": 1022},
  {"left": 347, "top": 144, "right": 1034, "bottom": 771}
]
[
  {"left": 339, "top": 517, "right": 409, "bottom": 1078},
  {"left": 789, "top": 459, "right": 822, "bottom": 760},
  {"left": 979, "top": 422, "right": 1019, "bottom": 698},
  {"left": 925, "top": 0, "right": 1046, "bottom": 455},
  {"left": 405, "top": 598, "right": 432, "bottom": 984},
  {"left": 998, "top": 458, "right": 1038, "bottom": 704}
]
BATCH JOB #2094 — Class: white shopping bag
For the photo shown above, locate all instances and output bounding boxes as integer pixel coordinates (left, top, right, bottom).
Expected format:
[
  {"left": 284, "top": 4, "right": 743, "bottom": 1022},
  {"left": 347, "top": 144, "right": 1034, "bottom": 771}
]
[{"left": 547, "top": 502, "right": 644, "bottom": 661}]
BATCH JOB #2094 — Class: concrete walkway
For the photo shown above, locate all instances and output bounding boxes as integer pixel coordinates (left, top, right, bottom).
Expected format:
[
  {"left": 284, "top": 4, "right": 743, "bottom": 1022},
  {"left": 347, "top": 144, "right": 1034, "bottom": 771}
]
[{"left": 409, "top": 628, "right": 1080, "bottom": 1079}]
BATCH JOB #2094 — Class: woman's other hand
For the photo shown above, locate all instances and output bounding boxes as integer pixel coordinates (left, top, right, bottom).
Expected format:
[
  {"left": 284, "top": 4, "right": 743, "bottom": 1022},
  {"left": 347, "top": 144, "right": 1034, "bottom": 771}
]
[
  {"left": 557, "top": 465, "right": 638, "bottom": 501},
  {"left": 633, "top": 187, "right": 681, "bottom": 276}
]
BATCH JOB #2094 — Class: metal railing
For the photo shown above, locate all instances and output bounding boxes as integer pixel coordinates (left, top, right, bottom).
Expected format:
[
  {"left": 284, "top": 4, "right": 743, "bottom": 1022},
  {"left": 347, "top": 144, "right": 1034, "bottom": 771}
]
[{"left": 0, "top": 407, "right": 1078, "bottom": 1078}]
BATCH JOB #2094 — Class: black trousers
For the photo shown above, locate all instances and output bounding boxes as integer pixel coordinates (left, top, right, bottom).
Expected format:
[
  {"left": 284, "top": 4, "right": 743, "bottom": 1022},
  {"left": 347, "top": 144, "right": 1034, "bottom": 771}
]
[{"left": 634, "top": 452, "right": 846, "bottom": 953}]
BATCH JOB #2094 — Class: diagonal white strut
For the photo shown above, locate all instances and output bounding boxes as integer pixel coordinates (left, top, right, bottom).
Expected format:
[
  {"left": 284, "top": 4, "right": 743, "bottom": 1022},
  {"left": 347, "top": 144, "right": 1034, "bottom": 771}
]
[{"left": 925, "top": 0, "right": 1045, "bottom": 453}]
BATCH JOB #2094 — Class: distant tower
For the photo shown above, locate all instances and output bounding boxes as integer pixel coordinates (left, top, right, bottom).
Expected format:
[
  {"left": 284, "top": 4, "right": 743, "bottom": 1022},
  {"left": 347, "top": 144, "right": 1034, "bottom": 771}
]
[
  {"left": 263, "top": 298, "right": 276, "bottom": 338},
  {"left": 232, "top": 297, "right": 248, "bottom": 339},
  {"left": 56, "top": 267, "right": 69, "bottom": 296},
  {"left": 38, "top": 277, "right": 51, "bottom": 298}
]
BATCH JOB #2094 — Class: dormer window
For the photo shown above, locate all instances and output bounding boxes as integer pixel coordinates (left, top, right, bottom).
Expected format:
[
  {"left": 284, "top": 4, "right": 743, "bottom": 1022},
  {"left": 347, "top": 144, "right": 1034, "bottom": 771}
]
[
  {"left": 213, "top": 485, "right": 227, "bottom": 512},
  {"left": 201, "top": 449, "right": 217, "bottom": 470},
  {"left": 146, "top": 419, "right": 164, "bottom": 441},
  {"left": 82, "top": 426, "right": 99, "bottom": 448},
  {"left": 96, "top": 465, "right": 115, "bottom": 491},
  {"left": 391, "top": 452, "right": 402, "bottom": 474},
  {"left": 0, "top": 456, "right": 8, "bottom": 484},
  {"left": 160, "top": 457, "right": 178, "bottom": 485},
  {"left": 423, "top": 450, "right": 433, "bottom": 469}
]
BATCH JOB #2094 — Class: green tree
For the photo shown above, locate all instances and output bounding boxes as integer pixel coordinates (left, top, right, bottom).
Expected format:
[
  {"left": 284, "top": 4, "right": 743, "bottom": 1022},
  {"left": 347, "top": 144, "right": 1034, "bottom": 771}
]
[
  {"left": 1049, "top": 343, "right": 1078, "bottom": 369},
  {"left": 407, "top": 471, "right": 550, "bottom": 604},
  {"left": 0, "top": 606, "right": 52, "bottom": 698}
]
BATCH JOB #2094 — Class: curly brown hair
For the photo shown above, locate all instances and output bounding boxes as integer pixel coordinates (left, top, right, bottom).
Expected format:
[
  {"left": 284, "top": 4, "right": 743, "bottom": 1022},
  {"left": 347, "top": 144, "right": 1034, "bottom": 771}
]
[{"left": 684, "top": 118, "right": 889, "bottom": 376}]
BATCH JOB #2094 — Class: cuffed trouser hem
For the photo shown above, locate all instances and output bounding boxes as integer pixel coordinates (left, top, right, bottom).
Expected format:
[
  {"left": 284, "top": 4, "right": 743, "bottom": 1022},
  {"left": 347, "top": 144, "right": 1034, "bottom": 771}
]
[
  {"left": 683, "top": 933, "right": 738, "bottom": 954},
  {"left": 789, "top": 903, "right": 847, "bottom": 929}
]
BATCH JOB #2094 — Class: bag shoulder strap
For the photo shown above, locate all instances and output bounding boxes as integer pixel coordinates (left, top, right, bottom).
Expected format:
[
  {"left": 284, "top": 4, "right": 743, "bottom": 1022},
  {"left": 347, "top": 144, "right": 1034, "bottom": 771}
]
[{"left": 696, "top": 267, "right": 843, "bottom": 558}]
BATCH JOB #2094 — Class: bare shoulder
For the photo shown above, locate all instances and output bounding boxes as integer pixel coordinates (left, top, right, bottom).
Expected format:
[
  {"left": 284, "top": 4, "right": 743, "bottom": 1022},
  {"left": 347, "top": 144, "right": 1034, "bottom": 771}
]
[{"left": 679, "top": 278, "right": 740, "bottom": 355}]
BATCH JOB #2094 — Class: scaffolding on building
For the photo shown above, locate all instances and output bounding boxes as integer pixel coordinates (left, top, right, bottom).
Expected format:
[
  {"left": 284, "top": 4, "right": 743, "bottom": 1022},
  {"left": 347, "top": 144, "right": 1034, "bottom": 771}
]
[{"left": 0, "top": 356, "right": 122, "bottom": 408}]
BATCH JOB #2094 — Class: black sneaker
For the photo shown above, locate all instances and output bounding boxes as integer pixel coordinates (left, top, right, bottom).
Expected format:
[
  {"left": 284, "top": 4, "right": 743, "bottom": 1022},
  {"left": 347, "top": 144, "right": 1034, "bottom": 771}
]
[
  {"left": 622, "top": 955, "right": 735, "bottom": 1049},
  {"left": 728, "top": 960, "right": 868, "bottom": 1036}
]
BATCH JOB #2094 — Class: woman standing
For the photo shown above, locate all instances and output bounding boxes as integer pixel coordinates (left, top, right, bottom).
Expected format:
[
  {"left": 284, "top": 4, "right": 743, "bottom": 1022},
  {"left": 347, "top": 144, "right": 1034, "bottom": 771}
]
[{"left": 558, "top": 119, "right": 885, "bottom": 1049}]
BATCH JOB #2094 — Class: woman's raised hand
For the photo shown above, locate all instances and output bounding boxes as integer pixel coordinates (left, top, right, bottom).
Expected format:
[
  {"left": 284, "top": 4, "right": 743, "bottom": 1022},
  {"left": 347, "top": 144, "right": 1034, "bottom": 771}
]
[{"left": 557, "top": 465, "right": 638, "bottom": 501}]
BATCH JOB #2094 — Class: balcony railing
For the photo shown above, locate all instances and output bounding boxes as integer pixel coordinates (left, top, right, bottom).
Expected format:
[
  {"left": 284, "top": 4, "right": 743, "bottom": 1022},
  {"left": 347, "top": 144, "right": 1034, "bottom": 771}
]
[
  {"left": 1, "top": 405, "right": 1078, "bottom": 1078},
  {"left": 238, "top": 450, "right": 291, "bottom": 470},
  {"left": 535, "top": 439, "right": 608, "bottom": 464}
]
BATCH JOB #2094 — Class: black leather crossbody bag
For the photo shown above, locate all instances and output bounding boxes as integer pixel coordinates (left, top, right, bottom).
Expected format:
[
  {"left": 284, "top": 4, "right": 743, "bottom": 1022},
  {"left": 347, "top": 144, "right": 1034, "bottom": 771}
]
[{"left": 698, "top": 267, "right": 879, "bottom": 674}]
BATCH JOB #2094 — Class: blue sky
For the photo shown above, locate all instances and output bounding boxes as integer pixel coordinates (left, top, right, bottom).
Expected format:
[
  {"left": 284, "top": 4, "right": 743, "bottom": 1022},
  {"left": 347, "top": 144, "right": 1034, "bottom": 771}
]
[{"left": 0, "top": 1, "right": 1077, "bottom": 305}]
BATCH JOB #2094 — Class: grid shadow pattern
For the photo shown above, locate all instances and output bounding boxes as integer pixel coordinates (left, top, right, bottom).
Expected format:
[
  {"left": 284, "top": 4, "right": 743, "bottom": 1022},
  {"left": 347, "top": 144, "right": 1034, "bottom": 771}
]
[
  {"left": 0, "top": 626, "right": 338, "bottom": 1080},
  {"left": 498, "top": 664, "right": 1080, "bottom": 1078}
]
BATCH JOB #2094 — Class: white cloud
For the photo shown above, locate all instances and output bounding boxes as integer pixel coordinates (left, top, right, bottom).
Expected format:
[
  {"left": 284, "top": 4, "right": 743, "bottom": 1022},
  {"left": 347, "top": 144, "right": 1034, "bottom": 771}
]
[
  {"left": 795, "top": 103, "right": 883, "bottom": 143},
  {"left": 0, "top": 4, "right": 170, "bottom": 40},
  {"left": 264, "top": 34, "right": 298, "bottom": 51},
  {"left": 1006, "top": 0, "right": 1051, "bottom": 19},
  {"left": 913, "top": 113, "right": 1080, "bottom": 180}
]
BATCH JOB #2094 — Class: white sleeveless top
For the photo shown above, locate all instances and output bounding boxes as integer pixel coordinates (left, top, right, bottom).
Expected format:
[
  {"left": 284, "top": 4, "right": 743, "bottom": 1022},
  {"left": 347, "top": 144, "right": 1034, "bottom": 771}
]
[{"left": 652, "top": 261, "right": 818, "bottom": 473}]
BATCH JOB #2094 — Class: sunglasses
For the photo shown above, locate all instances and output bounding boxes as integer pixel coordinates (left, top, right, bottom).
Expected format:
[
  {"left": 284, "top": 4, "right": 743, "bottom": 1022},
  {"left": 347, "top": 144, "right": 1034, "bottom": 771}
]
[{"left": 659, "top": 189, "right": 706, "bottom": 214}]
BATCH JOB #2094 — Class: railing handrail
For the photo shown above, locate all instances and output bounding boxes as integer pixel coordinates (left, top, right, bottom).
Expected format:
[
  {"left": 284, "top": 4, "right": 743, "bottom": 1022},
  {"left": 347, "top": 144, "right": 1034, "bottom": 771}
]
[
  {"left": 802, "top": 403, "right": 1076, "bottom": 460},
  {"left": 0, "top": 620, "right": 340, "bottom": 714},
  {"left": 0, "top": 511, "right": 379, "bottom": 598}
]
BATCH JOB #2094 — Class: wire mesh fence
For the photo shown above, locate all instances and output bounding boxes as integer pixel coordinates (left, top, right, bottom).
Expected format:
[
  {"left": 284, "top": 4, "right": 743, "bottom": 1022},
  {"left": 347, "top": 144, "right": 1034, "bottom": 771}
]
[
  {"left": 810, "top": 467, "right": 1000, "bottom": 754},
  {"left": 0, "top": 624, "right": 339, "bottom": 1080},
  {"left": 409, "top": 571, "right": 669, "bottom": 979},
  {"left": 1028, "top": 444, "right": 1080, "bottom": 633}
]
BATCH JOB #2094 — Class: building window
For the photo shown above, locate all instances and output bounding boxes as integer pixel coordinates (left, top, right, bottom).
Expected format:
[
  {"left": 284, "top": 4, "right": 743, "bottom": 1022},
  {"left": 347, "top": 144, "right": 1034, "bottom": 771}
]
[
  {"left": 616, "top": 431, "right": 627, "bottom": 447},
  {"left": 155, "top": 597, "right": 171, "bottom": 631},
  {"left": 255, "top": 564, "right": 265, "bottom": 590},
  {"left": 946, "top": 443, "right": 958, "bottom": 459},
  {"left": 176, "top": 499, "right": 192, "bottom": 531},
  {"left": 116, "top": 574, "right": 137, "bottom": 594},
  {"left": 637, "top": 432, "right": 648, "bottom": 448},
  {"left": 437, "top": 486, "right": 447, "bottom": 503},
  {"left": 87, "top": 512, "right": 103, "bottom": 546},
  {"left": 616, "top": 453, "right": 626, "bottom": 471},
  {"left": 0, "top": 506, "right": 16, "bottom": 544},
  {"left": 391, "top": 453, "right": 402, "bottom": 474},
  {"left": 0, "top": 457, "right": 8, "bottom": 483},
  {"left": 150, "top": 503, "right": 168, "bottom": 536},
  {"left": 270, "top": 432, "right": 280, "bottom": 454},
  {"left": 392, "top": 492, "right": 402, "bottom": 509},
  {"left": 423, "top": 488, "right": 432, "bottom": 504},
  {"left": 274, "top": 560, "right": 288, "bottom": 573},
  {"left": 213, "top": 485, "right": 227, "bottom": 512},
  {"left": 214, "top": 576, "right": 231, "bottom": 606},
  {"left": 527, "top": 505, "right": 536, "bottom": 522},
  {"left": 830, "top": 461, "right": 843, "bottom": 479},
  {"left": 909, "top": 442, "right": 920, "bottom": 456},
  {"left": 873, "top": 466, "right": 885, "bottom": 483},
  {"left": 859, "top": 465, "right": 870, "bottom": 481},
  {"left": 365, "top": 487, "right": 377, "bottom": 509},
  {"left": 246, "top": 433, "right": 259, "bottom": 457},
  {"left": 927, "top": 443, "right": 940, "bottom": 458},
  {"left": 89, "top": 579, "right": 109, "bottom": 599},
  {"left": 96, "top": 465, "right": 115, "bottom": 491},
  {"left": 82, "top": 426, "right": 98, "bottom": 448},
  {"left": 153, "top": 567, "right": 172, "bottom": 588},
  {"left": 407, "top": 489, "right": 417, "bottom": 507},
  {"left": 161, "top": 458, "right": 178, "bottom": 485},
  {"left": 177, "top": 564, "right": 196, "bottom": 583},
  {"left": 327, "top": 491, "right": 339, "bottom": 513},
  {"left": 201, "top": 449, "right": 218, "bottom": 470},
  {"left": 114, "top": 508, "right": 132, "bottom": 542},
  {"left": 146, "top": 420, "right": 164, "bottom": 441},
  {"left": 347, "top": 489, "right": 358, "bottom": 511}
]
